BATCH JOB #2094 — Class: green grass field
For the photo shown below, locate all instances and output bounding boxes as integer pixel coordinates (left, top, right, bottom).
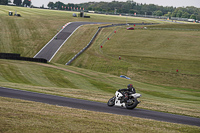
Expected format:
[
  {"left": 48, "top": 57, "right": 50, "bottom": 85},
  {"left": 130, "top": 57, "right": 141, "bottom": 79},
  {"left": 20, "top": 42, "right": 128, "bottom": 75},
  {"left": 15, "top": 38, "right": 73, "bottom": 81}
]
[
  {"left": 52, "top": 23, "right": 200, "bottom": 90},
  {"left": 0, "top": 5, "right": 200, "bottom": 132},
  {"left": 0, "top": 5, "right": 165, "bottom": 57}
]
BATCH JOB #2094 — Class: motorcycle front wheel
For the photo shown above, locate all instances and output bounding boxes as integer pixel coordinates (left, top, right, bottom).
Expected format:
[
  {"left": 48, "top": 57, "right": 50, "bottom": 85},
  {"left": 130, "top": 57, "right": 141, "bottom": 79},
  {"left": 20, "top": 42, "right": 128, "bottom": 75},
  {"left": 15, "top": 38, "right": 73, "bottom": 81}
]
[
  {"left": 107, "top": 96, "right": 115, "bottom": 107},
  {"left": 126, "top": 99, "right": 139, "bottom": 109}
]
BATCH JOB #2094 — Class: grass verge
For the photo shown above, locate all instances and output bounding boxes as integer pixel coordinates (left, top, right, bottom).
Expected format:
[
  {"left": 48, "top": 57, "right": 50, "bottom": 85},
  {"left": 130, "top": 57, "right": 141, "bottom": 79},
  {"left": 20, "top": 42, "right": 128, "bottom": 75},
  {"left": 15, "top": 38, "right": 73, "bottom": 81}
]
[
  {"left": 0, "top": 59, "right": 199, "bottom": 118},
  {"left": 66, "top": 25, "right": 200, "bottom": 90},
  {"left": 0, "top": 97, "right": 199, "bottom": 133}
]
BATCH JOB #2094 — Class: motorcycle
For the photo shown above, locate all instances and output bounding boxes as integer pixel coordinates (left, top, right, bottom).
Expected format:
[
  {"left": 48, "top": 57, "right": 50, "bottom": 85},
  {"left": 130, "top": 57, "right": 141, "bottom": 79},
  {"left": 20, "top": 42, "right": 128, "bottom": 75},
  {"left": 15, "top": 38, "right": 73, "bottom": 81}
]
[{"left": 107, "top": 90, "right": 141, "bottom": 109}]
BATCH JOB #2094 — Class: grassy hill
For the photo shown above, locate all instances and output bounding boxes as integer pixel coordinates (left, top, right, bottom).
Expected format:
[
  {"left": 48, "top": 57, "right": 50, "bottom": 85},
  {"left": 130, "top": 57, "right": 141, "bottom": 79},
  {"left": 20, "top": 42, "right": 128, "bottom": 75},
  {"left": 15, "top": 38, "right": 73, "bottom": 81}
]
[
  {"left": 0, "top": 5, "right": 164, "bottom": 57},
  {"left": 0, "top": 5, "right": 81, "bottom": 57},
  {"left": 0, "top": 5, "right": 200, "bottom": 132},
  {"left": 1, "top": 59, "right": 200, "bottom": 132},
  {"left": 0, "top": 59, "right": 199, "bottom": 118},
  {"left": 52, "top": 24, "right": 200, "bottom": 90}
]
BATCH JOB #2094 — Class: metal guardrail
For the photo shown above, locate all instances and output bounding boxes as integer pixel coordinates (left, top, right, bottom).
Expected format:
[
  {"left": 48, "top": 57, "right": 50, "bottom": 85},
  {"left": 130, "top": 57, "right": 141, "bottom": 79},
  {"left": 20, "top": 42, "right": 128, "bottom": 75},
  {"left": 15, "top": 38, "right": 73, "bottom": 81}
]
[
  {"left": 66, "top": 27, "right": 101, "bottom": 65},
  {"left": 66, "top": 23, "right": 158, "bottom": 65},
  {"left": 171, "top": 17, "right": 188, "bottom": 21},
  {"left": 99, "top": 23, "right": 158, "bottom": 28}
]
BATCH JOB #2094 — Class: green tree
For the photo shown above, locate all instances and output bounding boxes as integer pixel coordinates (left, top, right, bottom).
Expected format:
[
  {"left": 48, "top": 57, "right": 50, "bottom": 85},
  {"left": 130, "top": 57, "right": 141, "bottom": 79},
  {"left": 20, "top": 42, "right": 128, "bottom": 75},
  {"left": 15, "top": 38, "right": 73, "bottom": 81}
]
[
  {"left": 22, "top": 0, "right": 31, "bottom": 7},
  {"left": 0, "top": 0, "right": 8, "bottom": 5},
  {"left": 54, "top": 1, "right": 65, "bottom": 10},
  {"left": 47, "top": 2, "right": 54, "bottom": 9},
  {"left": 40, "top": 4, "right": 44, "bottom": 8},
  {"left": 176, "top": 10, "right": 182, "bottom": 17},
  {"left": 88, "top": 7, "right": 92, "bottom": 10},
  {"left": 164, "top": 12, "right": 172, "bottom": 18},
  {"left": 196, "top": 15, "right": 200, "bottom": 21},
  {"left": 156, "top": 10, "right": 163, "bottom": 16},
  {"left": 130, "top": 9, "right": 138, "bottom": 14},
  {"left": 190, "top": 14, "right": 196, "bottom": 20},
  {"left": 13, "top": 0, "right": 22, "bottom": 6},
  {"left": 74, "top": 1, "right": 199, "bottom": 19},
  {"left": 181, "top": 12, "right": 189, "bottom": 18}
]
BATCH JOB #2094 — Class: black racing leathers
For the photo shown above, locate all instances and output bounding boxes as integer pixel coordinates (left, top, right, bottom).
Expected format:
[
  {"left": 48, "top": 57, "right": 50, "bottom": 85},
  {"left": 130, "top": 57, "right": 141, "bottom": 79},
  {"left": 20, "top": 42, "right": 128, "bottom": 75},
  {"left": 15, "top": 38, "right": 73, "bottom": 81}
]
[
  {"left": 118, "top": 87, "right": 136, "bottom": 94},
  {"left": 118, "top": 87, "right": 136, "bottom": 102}
]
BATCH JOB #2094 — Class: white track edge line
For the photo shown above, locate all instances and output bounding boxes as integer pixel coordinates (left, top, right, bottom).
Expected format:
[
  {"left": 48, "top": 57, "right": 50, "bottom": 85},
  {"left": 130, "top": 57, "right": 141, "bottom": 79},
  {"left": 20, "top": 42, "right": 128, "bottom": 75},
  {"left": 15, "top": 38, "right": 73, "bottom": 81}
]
[
  {"left": 33, "top": 22, "right": 72, "bottom": 58},
  {"left": 48, "top": 24, "right": 83, "bottom": 62}
]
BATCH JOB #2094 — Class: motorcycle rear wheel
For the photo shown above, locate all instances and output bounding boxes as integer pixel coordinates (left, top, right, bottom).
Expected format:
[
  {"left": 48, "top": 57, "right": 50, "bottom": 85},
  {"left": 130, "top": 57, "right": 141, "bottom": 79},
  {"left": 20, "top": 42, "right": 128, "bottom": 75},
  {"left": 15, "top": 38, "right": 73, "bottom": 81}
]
[
  {"left": 107, "top": 96, "right": 115, "bottom": 107},
  {"left": 126, "top": 99, "right": 138, "bottom": 109}
]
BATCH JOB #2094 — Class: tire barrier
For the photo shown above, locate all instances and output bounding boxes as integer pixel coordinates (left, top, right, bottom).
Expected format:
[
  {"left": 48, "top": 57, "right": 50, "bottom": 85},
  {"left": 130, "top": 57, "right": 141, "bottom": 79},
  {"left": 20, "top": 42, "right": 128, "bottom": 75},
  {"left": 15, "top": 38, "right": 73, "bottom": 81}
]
[{"left": 0, "top": 53, "right": 47, "bottom": 63}]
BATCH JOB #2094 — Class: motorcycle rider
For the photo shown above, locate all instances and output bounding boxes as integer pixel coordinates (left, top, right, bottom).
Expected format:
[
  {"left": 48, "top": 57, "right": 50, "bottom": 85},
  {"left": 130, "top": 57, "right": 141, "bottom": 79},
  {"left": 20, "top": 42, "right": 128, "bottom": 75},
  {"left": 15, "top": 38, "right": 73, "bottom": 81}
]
[{"left": 118, "top": 84, "right": 136, "bottom": 102}]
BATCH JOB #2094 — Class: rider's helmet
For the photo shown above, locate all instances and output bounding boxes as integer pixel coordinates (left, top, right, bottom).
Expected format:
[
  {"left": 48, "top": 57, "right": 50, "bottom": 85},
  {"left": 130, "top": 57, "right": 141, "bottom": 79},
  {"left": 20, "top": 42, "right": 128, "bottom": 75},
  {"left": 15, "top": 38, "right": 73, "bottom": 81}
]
[{"left": 127, "top": 84, "right": 133, "bottom": 89}]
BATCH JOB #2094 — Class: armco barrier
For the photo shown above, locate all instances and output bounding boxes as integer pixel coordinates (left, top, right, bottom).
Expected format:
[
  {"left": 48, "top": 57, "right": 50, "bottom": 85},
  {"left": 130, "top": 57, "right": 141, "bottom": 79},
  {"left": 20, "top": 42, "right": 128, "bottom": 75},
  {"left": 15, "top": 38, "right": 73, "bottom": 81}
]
[
  {"left": 0, "top": 53, "right": 47, "bottom": 63},
  {"left": 66, "top": 28, "right": 101, "bottom": 65},
  {"left": 66, "top": 23, "right": 158, "bottom": 65},
  {"left": 99, "top": 23, "right": 158, "bottom": 28}
]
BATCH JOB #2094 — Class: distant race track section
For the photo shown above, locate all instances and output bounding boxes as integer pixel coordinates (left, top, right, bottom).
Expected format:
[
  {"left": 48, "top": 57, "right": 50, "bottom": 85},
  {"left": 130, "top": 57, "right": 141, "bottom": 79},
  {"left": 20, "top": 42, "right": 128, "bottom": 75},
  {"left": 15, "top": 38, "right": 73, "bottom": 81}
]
[{"left": 34, "top": 22, "right": 106, "bottom": 62}]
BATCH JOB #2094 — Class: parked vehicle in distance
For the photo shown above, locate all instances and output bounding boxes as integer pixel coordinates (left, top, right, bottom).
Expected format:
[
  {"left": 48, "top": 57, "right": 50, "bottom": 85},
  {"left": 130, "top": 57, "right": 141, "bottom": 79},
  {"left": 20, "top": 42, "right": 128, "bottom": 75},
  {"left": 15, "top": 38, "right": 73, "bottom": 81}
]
[
  {"left": 120, "top": 75, "right": 131, "bottom": 79},
  {"left": 127, "top": 27, "right": 134, "bottom": 30}
]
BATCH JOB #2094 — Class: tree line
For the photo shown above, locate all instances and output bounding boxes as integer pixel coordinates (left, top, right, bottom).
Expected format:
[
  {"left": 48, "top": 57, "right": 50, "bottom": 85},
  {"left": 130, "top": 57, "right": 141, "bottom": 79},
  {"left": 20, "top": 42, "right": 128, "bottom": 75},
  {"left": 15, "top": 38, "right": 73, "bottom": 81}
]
[
  {"left": 1, "top": 0, "right": 199, "bottom": 20},
  {"left": 0, "top": 0, "right": 31, "bottom": 7},
  {"left": 47, "top": 1, "right": 200, "bottom": 20},
  {"left": 0, "top": 0, "right": 9, "bottom": 5}
]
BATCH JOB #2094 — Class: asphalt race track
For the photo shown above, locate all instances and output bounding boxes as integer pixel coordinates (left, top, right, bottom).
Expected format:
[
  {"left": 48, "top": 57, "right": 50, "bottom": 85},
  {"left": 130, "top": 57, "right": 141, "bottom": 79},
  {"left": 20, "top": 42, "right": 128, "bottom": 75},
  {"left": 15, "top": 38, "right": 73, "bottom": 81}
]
[
  {"left": 0, "top": 87, "right": 200, "bottom": 127},
  {"left": 34, "top": 22, "right": 104, "bottom": 61}
]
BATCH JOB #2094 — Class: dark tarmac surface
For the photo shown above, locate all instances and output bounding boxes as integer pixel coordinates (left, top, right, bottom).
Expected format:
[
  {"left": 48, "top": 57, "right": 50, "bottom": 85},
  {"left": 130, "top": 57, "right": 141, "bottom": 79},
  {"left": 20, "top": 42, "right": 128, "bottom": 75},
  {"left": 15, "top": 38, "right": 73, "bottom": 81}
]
[
  {"left": 33, "top": 21, "right": 158, "bottom": 62},
  {"left": 34, "top": 22, "right": 104, "bottom": 61},
  {"left": 0, "top": 87, "right": 199, "bottom": 127}
]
